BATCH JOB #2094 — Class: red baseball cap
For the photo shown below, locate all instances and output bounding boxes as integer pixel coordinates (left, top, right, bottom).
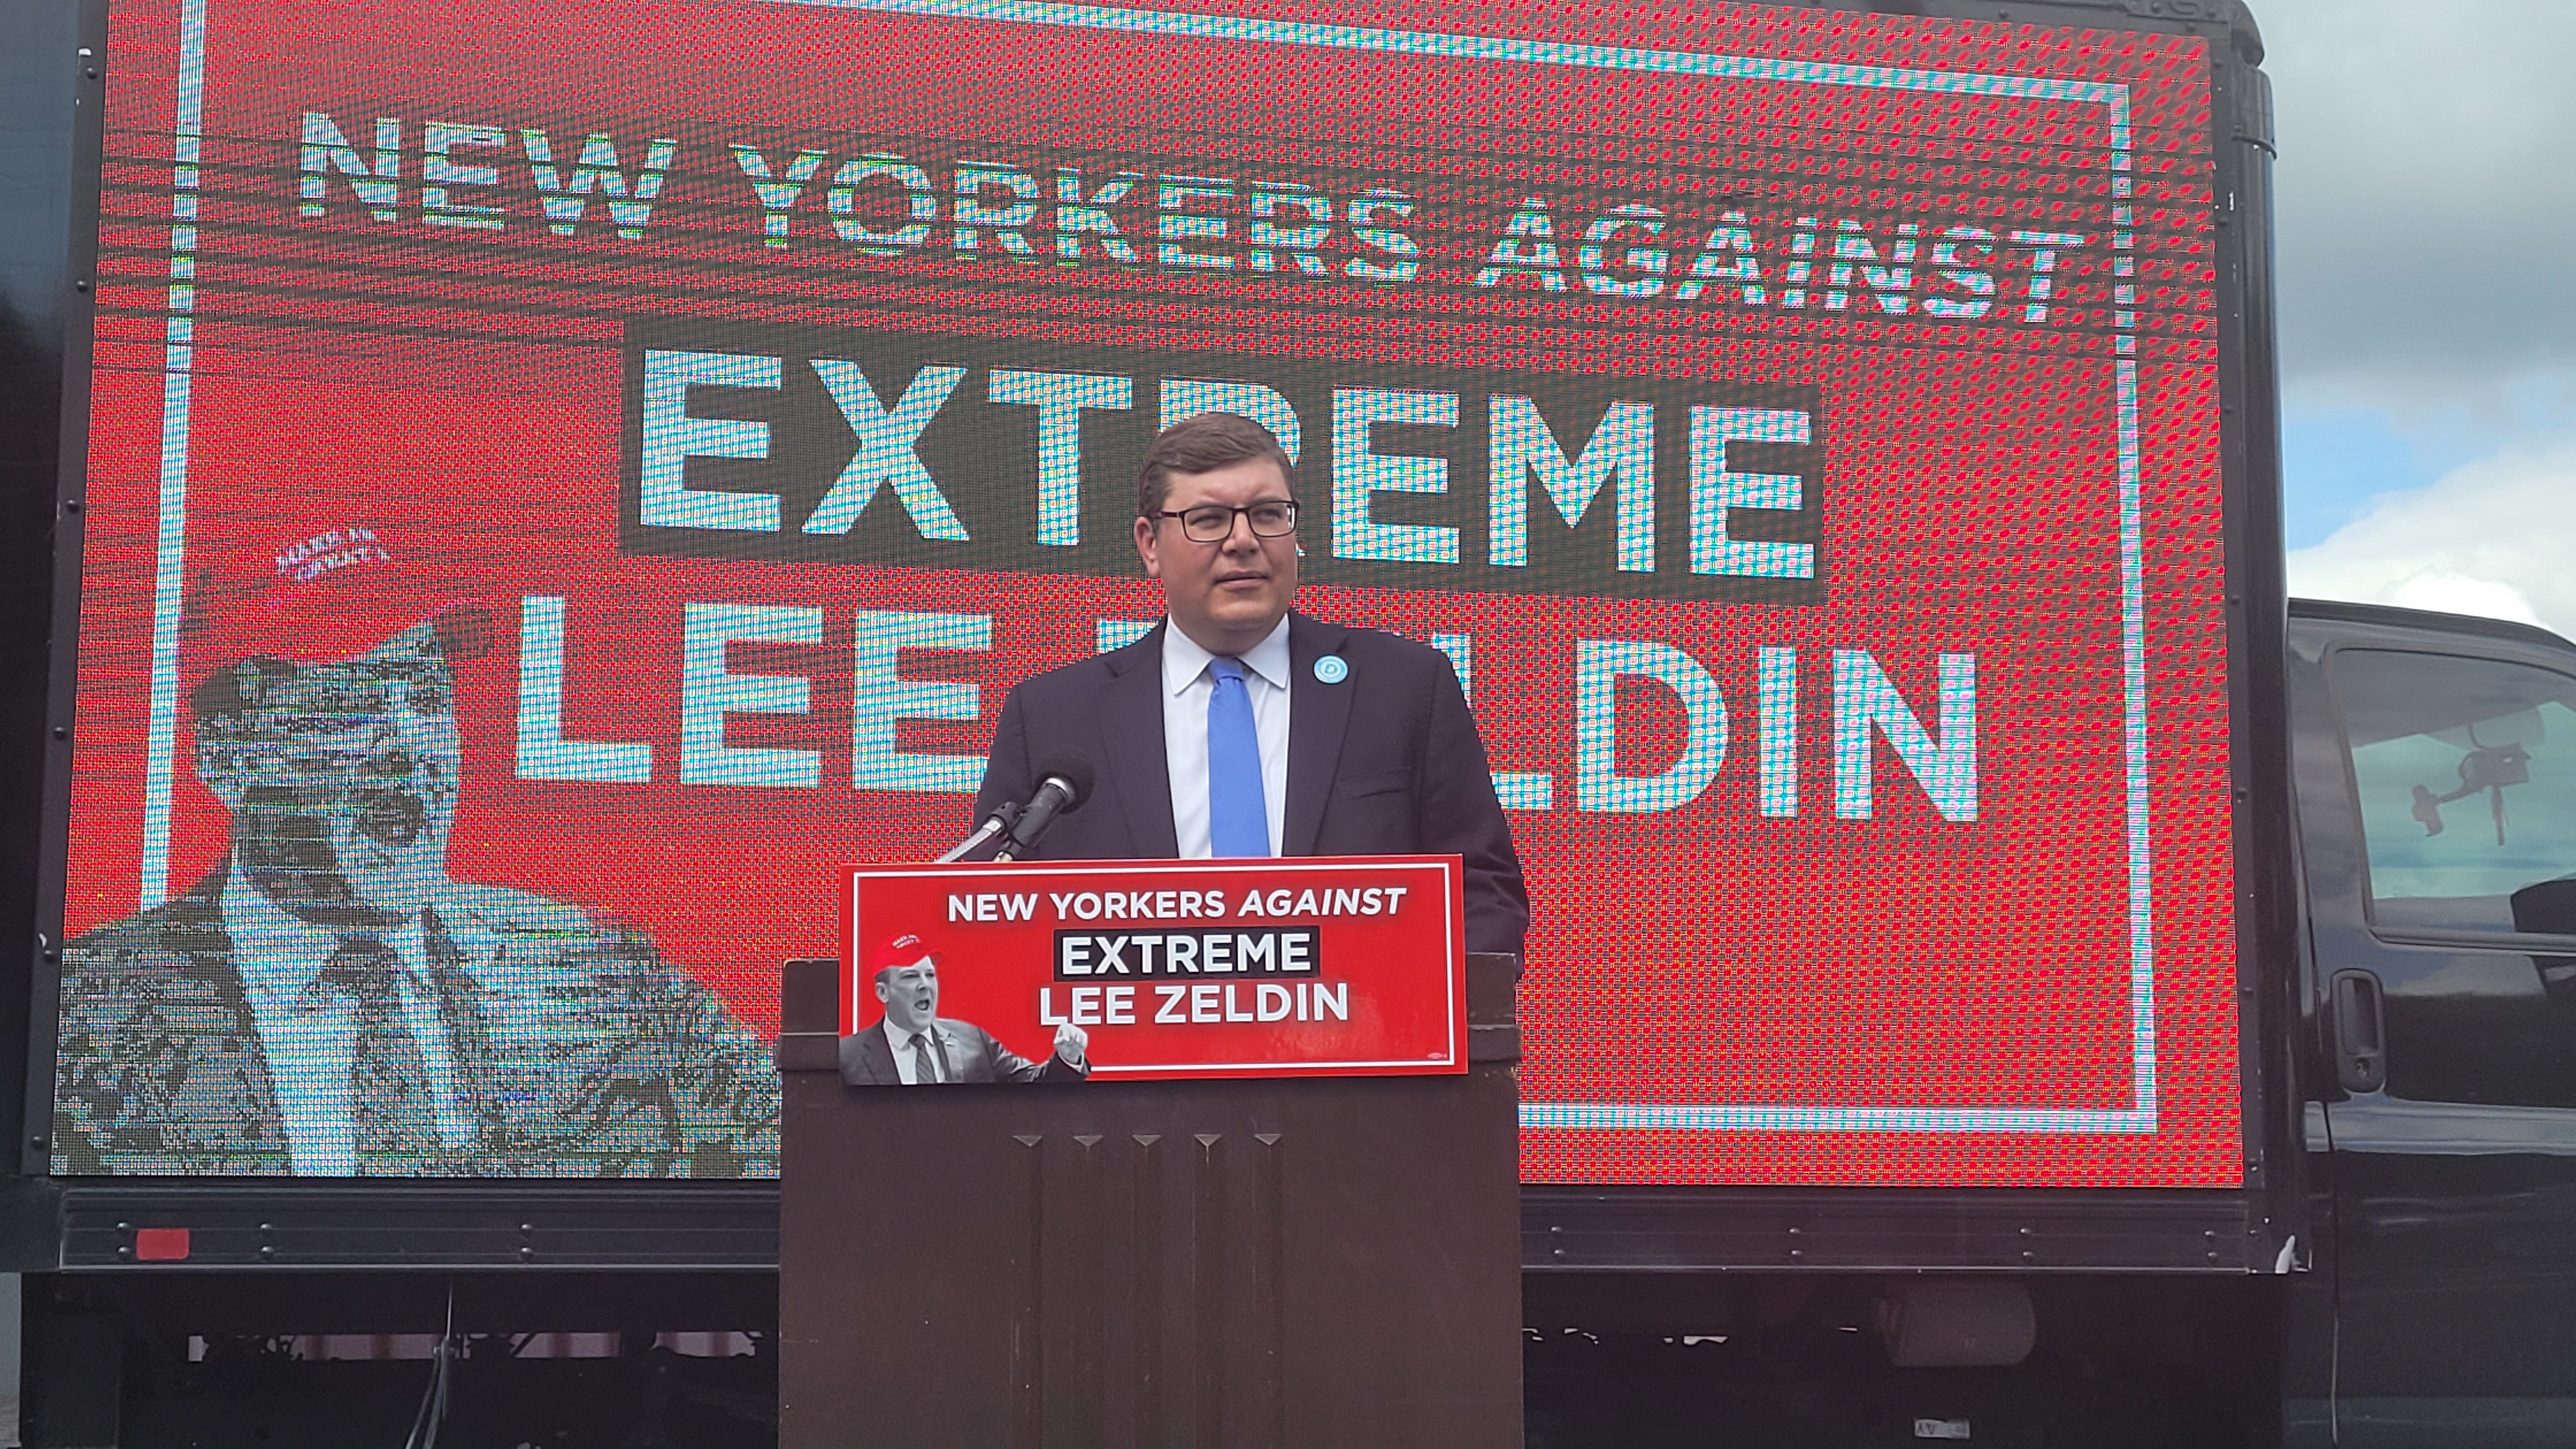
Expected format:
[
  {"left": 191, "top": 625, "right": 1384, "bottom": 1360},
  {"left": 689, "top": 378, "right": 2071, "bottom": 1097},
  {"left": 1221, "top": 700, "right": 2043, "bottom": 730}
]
[
  {"left": 180, "top": 523, "right": 494, "bottom": 682},
  {"left": 875, "top": 934, "right": 936, "bottom": 976}
]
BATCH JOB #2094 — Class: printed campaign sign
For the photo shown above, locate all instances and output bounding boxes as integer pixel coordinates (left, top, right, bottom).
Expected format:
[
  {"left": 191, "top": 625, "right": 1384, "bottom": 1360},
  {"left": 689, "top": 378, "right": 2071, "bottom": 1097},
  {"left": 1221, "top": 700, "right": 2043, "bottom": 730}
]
[
  {"left": 59, "top": 0, "right": 2239, "bottom": 1185},
  {"left": 843, "top": 858, "right": 1467, "bottom": 1080}
]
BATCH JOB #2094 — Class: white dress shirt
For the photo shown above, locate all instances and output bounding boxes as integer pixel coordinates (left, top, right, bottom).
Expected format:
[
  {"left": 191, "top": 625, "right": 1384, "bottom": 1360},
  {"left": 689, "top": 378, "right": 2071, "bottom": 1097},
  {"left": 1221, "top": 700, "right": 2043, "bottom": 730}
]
[
  {"left": 1162, "top": 615, "right": 1291, "bottom": 857},
  {"left": 223, "top": 864, "right": 473, "bottom": 1174},
  {"left": 882, "top": 1018, "right": 946, "bottom": 1084}
]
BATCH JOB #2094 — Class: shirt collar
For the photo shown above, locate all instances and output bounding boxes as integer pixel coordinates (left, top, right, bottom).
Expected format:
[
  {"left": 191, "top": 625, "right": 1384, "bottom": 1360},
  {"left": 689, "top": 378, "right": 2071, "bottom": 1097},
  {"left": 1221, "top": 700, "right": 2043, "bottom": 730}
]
[
  {"left": 222, "top": 859, "right": 434, "bottom": 1000},
  {"left": 1161, "top": 614, "right": 1292, "bottom": 697},
  {"left": 882, "top": 1016, "right": 942, "bottom": 1076}
]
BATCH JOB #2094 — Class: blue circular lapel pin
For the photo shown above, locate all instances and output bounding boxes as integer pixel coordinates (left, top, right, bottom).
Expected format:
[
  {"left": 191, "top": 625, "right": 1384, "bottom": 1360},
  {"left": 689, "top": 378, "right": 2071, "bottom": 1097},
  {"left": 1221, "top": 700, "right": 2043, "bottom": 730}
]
[{"left": 1313, "top": 654, "right": 1349, "bottom": 685}]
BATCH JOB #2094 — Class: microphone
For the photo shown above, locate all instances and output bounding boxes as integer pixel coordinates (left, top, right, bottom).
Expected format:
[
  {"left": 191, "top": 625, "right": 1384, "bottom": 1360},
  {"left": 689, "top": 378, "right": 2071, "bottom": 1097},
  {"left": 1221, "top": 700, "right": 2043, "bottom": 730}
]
[
  {"left": 993, "top": 755, "right": 1094, "bottom": 862},
  {"left": 935, "top": 799, "right": 1022, "bottom": 864}
]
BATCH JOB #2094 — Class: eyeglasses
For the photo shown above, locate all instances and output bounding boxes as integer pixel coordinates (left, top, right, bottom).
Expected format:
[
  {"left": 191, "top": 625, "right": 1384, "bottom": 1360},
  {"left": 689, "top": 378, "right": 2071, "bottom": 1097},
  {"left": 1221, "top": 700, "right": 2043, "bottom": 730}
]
[{"left": 1151, "top": 499, "right": 1300, "bottom": 543}]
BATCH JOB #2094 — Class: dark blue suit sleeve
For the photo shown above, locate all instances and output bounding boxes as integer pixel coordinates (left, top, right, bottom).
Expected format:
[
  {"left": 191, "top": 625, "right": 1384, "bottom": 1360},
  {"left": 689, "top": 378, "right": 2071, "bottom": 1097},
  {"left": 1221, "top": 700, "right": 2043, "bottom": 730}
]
[
  {"left": 974, "top": 682, "right": 1037, "bottom": 830},
  {"left": 1419, "top": 652, "right": 1531, "bottom": 958}
]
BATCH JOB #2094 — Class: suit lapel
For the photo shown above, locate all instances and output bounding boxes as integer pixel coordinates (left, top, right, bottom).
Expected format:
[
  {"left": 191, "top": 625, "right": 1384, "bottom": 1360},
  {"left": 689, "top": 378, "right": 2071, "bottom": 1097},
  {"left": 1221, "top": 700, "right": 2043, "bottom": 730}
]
[
  {"left": 1284, "top": 611, "right": 1354, "bottom": 857},
  {"left": 1101, "top": 622, "right": 1181, "bottom": 858},
  {"left": 877, "top": 1028, "right": 909, "bottom": 1086},
  {"left": 173, "top": 871, "right": 288, "bottom": 1144},
  {"left": 418, "top": 910, "right": 492, "bottom": 1143},
  {"left": 854, "top": 1027, "right": 898, "bottom": 1085},
  {"left": 932, "top": 1023, "right": 966, "bottom": 1083}
]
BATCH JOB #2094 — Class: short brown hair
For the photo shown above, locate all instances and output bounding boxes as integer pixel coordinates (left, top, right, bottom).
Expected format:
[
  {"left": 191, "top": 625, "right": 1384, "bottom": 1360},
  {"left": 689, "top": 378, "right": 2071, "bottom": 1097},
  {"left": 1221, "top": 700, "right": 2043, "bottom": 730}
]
[{"left": 1136, "top": 411, "right": 1296, "bottom": 519}]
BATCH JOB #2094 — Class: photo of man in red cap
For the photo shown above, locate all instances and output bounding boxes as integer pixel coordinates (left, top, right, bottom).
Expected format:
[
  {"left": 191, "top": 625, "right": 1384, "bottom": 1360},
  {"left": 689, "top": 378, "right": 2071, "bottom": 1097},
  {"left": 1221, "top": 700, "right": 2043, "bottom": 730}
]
[
  {"left": 838, "top": 933, "right": 1091, "bottom": 1085},
  {"left": 52, "top": 526, "right": 779, "bottom": 1176}
]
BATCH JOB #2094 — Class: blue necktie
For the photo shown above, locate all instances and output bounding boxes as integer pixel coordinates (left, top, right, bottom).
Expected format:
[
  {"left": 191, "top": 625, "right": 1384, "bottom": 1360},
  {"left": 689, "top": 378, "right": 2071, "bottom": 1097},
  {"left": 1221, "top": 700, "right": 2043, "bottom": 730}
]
[{"left": 1207, "top": 657, "right": 1270, "bottom": 857}]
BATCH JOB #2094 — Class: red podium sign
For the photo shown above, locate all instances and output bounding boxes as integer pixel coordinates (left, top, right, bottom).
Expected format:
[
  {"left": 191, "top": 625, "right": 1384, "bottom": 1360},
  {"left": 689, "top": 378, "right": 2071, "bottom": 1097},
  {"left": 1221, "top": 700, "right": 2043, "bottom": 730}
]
[{"left": 841, "top": 856, "right": 1466, "bottom": 1080}]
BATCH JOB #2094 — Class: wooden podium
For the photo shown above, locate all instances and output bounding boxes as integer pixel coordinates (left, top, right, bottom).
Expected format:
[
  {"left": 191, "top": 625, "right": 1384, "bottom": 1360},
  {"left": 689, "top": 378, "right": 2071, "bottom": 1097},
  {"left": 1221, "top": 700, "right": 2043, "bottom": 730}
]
[{"left": 774, "top": 878, "right": 1523, "bottom": 1448}]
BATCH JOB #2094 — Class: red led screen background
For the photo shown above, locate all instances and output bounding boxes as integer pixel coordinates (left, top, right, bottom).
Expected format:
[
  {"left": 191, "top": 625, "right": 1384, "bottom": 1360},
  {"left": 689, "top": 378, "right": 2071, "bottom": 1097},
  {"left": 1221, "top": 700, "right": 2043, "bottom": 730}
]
[{"left": 63, "top": 0, "right": 2237, "bottom": 1184}]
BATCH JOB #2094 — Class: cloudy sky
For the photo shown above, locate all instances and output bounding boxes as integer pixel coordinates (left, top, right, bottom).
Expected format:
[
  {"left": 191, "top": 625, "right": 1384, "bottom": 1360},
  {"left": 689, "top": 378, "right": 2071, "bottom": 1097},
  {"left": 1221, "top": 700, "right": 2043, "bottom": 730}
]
[{"left": 2263, "top": 0, "right": 2576, "bottom": 638}]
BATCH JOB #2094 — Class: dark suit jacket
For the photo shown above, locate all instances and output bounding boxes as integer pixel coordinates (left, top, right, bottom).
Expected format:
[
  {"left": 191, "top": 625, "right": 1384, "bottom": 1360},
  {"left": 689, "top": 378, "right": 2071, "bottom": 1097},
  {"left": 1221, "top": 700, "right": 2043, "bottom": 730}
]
[
  {"left": 53, "top": 870, "right": 781, "bottom": 1177},
  {"left": 839, "top": 1018, "right": 1088, "bottom": 1085},
  {"left": 974, "top": 612, "right": 1530, "bottom": 955}
]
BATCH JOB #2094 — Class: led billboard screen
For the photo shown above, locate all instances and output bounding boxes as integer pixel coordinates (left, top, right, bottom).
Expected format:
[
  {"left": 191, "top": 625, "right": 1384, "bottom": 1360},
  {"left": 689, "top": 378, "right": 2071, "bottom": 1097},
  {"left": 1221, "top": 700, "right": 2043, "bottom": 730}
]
[{"left": 57, "top": 0, "right": 2236, "bottom": 1184}]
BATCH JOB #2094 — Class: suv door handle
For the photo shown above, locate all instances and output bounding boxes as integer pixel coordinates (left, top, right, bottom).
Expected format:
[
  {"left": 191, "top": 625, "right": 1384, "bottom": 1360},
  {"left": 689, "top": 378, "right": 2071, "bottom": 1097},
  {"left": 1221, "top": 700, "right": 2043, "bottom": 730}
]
[{"left": 2331, "top": 969, "right": 2388, "bottom": 1093}]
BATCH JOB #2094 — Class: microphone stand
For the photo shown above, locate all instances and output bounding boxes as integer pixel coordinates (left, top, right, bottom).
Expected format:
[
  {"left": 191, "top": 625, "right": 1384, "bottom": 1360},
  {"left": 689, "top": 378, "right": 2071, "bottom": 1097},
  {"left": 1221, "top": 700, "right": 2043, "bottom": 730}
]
[
  {"left": 935, "top": 802, "right": 1021, "bottom": 864},
  {"left": 990, "top": 767, "right": 1090, "bottom": 863},
  {"left": 991, "top": 791, "right": 1070, "bottom": 862}
]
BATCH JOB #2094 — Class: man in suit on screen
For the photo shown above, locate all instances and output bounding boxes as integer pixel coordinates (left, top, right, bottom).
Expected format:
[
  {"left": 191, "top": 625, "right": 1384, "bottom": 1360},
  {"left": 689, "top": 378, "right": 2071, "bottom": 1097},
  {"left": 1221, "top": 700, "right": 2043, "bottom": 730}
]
[
  {"left": 973, "top": 411, "right": 1530, "bottom": 956},
  {"left": 52, "top": 526, "right": 779, "bottom": 1177},
  {"left": 839, "top": 933, "right": 1091, "bottom": 1085}
]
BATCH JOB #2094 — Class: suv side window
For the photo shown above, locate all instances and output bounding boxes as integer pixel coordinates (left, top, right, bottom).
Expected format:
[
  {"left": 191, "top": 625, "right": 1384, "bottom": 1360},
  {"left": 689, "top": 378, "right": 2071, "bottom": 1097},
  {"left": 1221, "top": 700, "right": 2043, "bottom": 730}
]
[
  {"left": 2329, "top": 648, "right": 2576, "bottom": 1106},
  {"left": 2335, "top": 650, "right": 2576, "bottom": 937}
]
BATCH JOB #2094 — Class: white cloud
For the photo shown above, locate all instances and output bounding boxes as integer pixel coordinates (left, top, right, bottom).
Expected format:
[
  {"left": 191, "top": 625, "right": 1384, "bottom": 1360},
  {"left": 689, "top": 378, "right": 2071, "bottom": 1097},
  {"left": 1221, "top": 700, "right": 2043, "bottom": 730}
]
[{"left": 2287, "top": 444, "right": 2576, "bottom": 641}]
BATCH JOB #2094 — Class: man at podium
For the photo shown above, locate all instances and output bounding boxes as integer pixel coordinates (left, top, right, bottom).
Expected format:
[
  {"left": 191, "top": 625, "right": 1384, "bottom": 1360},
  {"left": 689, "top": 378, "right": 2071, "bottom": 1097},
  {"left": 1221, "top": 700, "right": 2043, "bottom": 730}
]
[{"left": 974, "top": 411, "right": 1529, "bottom": 956}]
